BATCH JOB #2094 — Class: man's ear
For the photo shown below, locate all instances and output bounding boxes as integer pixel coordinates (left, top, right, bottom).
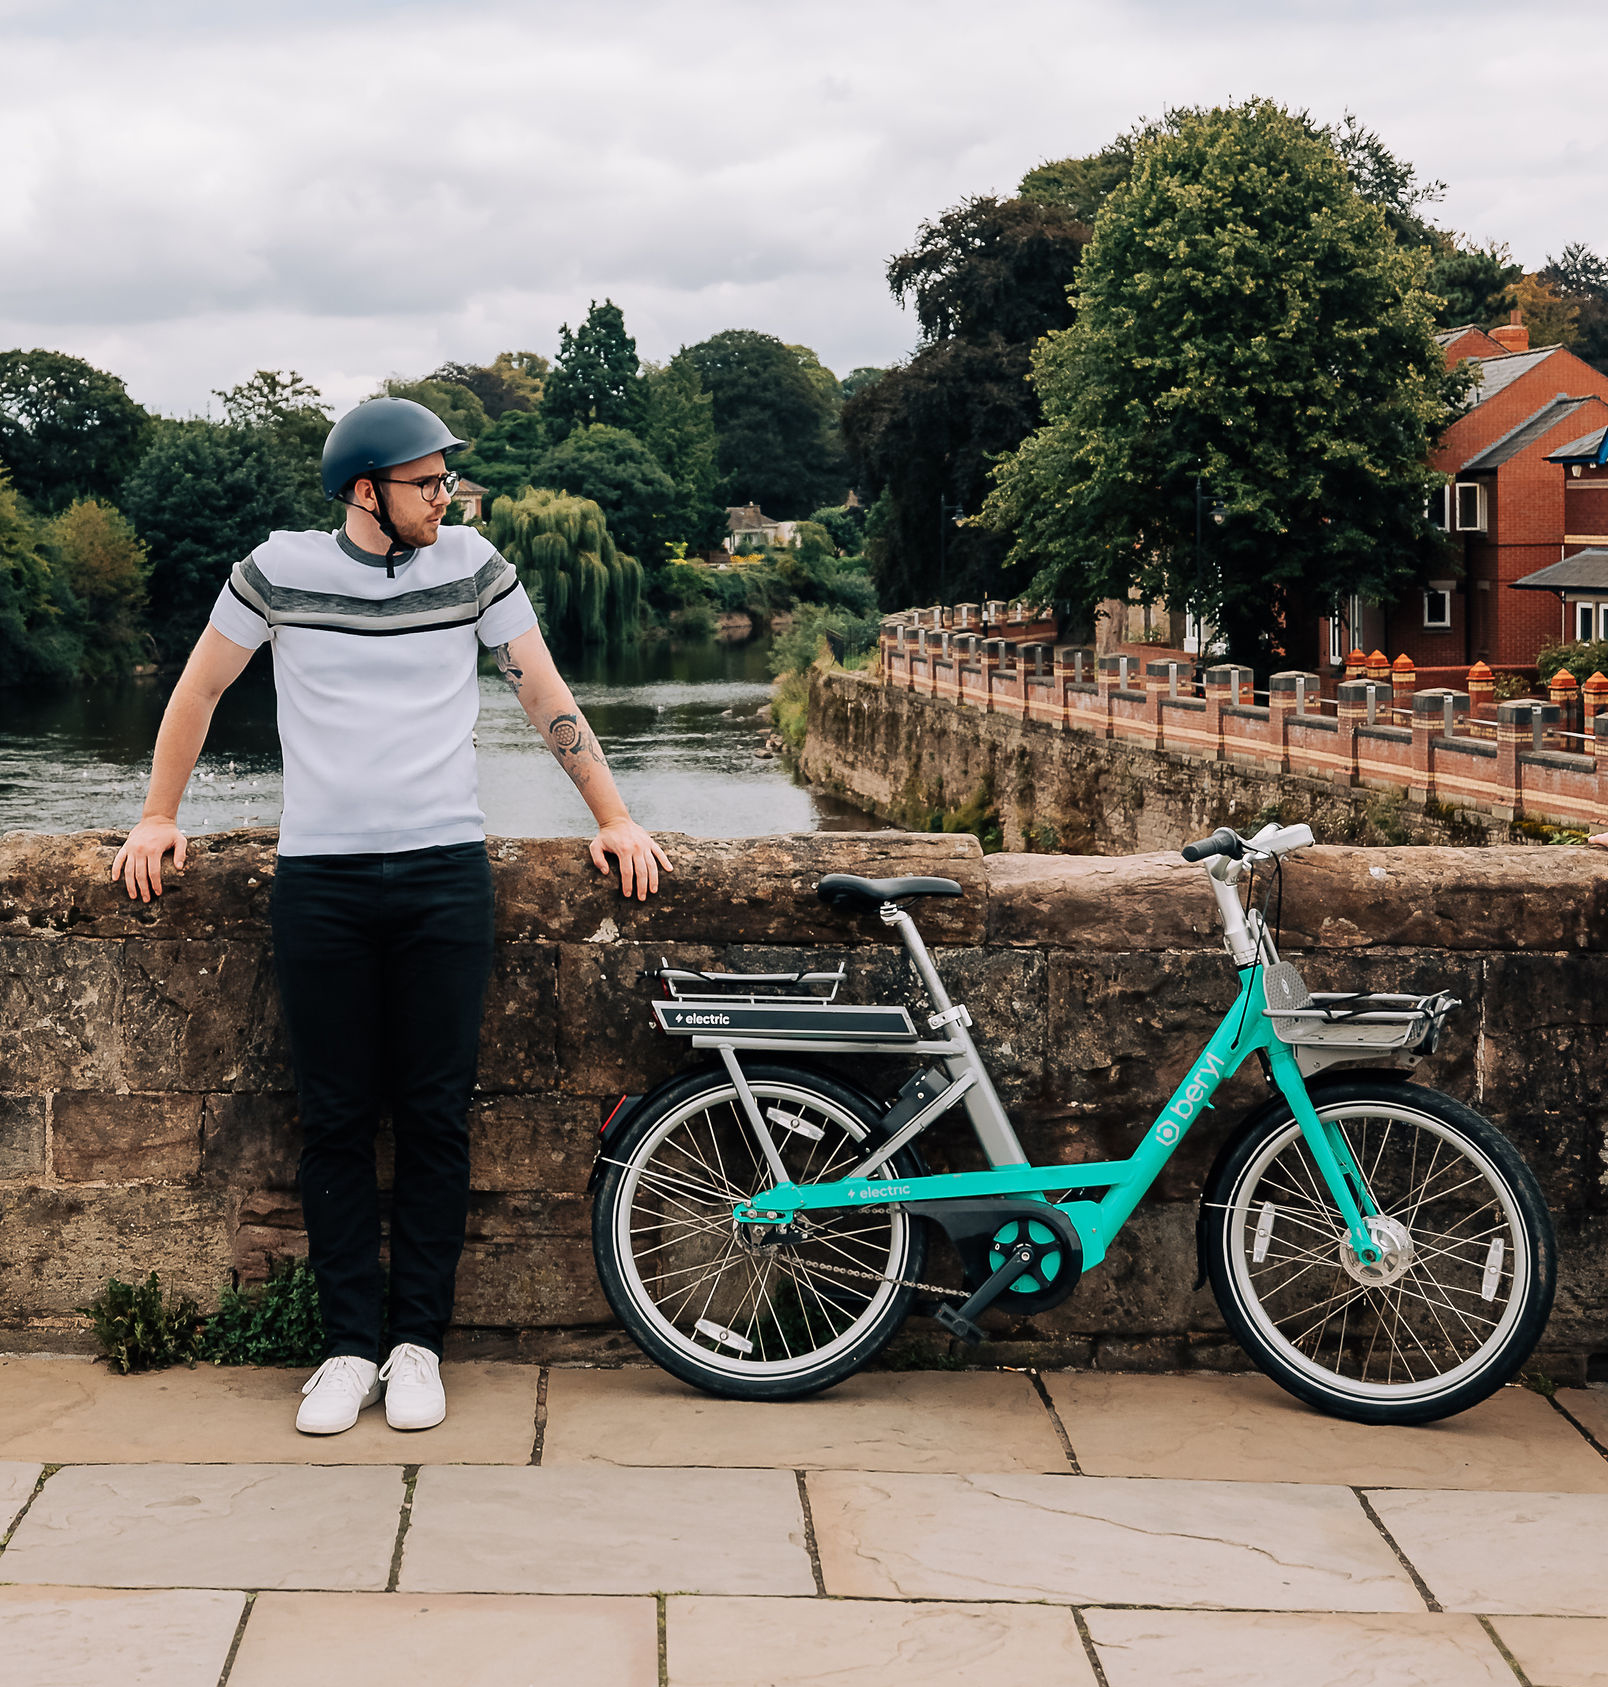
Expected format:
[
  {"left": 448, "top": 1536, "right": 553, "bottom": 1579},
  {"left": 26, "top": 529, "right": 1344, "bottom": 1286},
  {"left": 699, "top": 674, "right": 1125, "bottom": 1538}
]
[{"left": 349, "top": 475, "right": 375, "bottom": 513}]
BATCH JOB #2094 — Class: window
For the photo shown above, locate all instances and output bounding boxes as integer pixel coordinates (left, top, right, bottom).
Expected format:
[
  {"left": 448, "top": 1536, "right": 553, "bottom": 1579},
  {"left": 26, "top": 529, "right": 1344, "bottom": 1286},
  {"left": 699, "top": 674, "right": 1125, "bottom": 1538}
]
[
  {"left": 1423, "top": 588, "right": 1453, "bottom": 630},
  {"left": 1574, "top": 600, "right": 1608, "bottom": 642},
  {"left": 1328, "top": 593, "right": 1362, "bottom": 665},
  {"left": 1454, "top": 482, "right": 1487, "bottom": 532},
  {"left": 1426, "top": 485, "right": 1451, "bottom": 531}
]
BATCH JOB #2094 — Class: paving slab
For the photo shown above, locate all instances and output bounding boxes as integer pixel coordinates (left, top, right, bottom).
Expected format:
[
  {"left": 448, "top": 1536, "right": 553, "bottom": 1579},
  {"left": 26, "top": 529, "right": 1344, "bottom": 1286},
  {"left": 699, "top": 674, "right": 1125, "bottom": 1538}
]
[
  {"left": 1046, "top": 1372, "right": 1608, "bottom": 1492},
  {"left": 0, "top": 1355, "right": 536, "bottom": 1464},
  {"left": 0, "top": 1585, "right": 246, "bottom": 1687},
  {"left": 227, "top": 1592, "right": 659, "bottom": 1687},
  {"left": 0, "top": 1463, "right": 402, "bottom": 1590},
  {"left": 1557, "top": 1386, "right": 1608, "bottom": 1452},
  {"left": 1366, "top": 1489, "right": 1608, "bottom": 1616},
  {"left": 807, "top": 1471, "right": 1421, "bottom": 1610},
  {"left": 1084, "top": 1608, "right": 1513, "bottom": 1687},
  {"left": 666, "top": 1595, "right": 1095, "bottom": 1685},
  {"left": 542, "top": 1366, "right": 1070, "bottom": 1472},
  {"left": 1, "top": 1459, "right": 43, "bottom": 1531},
  {"left": 400, "top": 1465, "right": 814, "bottom": 1595},
  {"left": 1487, "top": 1616, "right": 1608, "bottom": 1686}
]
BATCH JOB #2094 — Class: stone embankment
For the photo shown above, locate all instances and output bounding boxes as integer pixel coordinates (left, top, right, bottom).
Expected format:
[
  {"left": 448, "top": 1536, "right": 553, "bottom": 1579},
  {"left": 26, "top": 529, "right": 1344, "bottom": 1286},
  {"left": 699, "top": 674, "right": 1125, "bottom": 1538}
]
[
  {"left": 1, "top": 830, "right": 1604, "bottom": 1377},
  {"left": 837, "top": 606, "right": 1608, "bottom": 848}
]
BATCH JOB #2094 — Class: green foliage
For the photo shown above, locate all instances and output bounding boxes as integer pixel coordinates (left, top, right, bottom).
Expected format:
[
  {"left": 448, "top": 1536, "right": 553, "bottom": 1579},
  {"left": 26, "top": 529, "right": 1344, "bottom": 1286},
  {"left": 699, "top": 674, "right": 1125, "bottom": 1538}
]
[
  {"left": 490, "top": 485, "right": 643, "bottom": 647},
  {"left": 543, "top": 300, "right": 642, "bottom": 440},
  {"left": 534, "top": 423, "right": 677, "bottom": 563},
  {"left": 984, "top": 100, "right": 1458, "bottom": 669},
  {"left": 767, "top": 599, "right": 883, "bottom": 679},
  {"left": 428, "top": 352, "right": 548, "bottom": 419},
  {"left": 681, "top": 330, "right": 845, "bottom": 517},
  {"left": 0, "top": 467, "right": 84, "bottom": 683},
  {"left": 1018, "top": 130, "right": 1147, "bottom": 222},
  {"left": 1425, "top": 241, "right": 1522, "bottom": 330},
  {"left": 1536, "top": 637, "right": 1608, "bottom": 685},
  {"left": 77, "top": 1273, "right": 207, "bottom": 1374},
  {"left": 839, "top": 366, "right": 886, "bottom": 401},
  {"left": 808, "top": 503, "right": 867, "bottom": 555},
  {"left": 202, "top": 1258, "right": 325, "bottom": 1367},
  {"left": 1541, "top": 243, "right": 1608, "bottom": 375},
  {"left": 382, "top": 376, "right": 490, "bottom": 443},
  {"left": 214, "top": 369, "right": 331, "bottom": 519},
  {"left": 640, "top": 356, "right": 725, "bottom": 549},
  {"left": 0, "top": 348, "right": 151, "bottom": 512},
  {"left": 45, "top": 499, "right": 150, "bottom": 675},
  {"left": 455, "top": 409, "right": 550, "bottom": 503},
  {"left": 844, "top": 195, "right": 1088, "bottom": 607},
  {"left": 122, "top": 420, "right": 315, "bottom": 661}
]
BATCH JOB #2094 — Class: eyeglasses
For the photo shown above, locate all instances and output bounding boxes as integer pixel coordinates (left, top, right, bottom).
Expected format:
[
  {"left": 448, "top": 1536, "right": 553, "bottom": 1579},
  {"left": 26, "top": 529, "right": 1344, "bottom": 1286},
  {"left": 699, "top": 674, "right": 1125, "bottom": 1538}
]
[{"left": 373, "top": 470, "right": 461, "bottom": 503}]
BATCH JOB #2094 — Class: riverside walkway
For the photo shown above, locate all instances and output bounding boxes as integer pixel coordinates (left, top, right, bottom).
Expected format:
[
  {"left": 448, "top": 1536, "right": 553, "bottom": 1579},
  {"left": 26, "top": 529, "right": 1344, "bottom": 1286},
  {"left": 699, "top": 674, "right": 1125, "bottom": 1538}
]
[{"left": 1, "top": 1357, "right": 1605, "bottom": 1685}]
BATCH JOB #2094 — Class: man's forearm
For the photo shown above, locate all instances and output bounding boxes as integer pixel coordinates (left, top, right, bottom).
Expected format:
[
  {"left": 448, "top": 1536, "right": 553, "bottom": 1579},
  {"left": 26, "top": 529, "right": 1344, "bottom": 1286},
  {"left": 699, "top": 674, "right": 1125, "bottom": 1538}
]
[
  {"left": 494, "top": 643, "right": 628, "bottom": 823},
  {"left": 143, "top": 683, "right": 218, "bottom": 820}
]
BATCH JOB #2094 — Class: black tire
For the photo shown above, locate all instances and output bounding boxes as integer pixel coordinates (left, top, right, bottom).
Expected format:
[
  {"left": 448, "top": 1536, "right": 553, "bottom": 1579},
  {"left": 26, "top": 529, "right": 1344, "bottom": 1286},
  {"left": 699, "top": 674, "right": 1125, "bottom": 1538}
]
[
  {"left": 1203, "top": 1079, "right": 1555, "bottom": 1424},
  {"left": 591, "top": 1062, "right": 928, "bottom": 1401}
]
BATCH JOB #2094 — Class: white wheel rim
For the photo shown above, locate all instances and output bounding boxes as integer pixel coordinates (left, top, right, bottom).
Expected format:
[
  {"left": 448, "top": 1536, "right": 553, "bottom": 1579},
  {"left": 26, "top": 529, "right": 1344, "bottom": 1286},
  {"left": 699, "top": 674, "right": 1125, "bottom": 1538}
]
[
  {"left": 611, "top": 1082, "right": 912, "bottom": 1381},
  {"left": 1224, "top": 1100, "right": 1531, "bottom": 1404}
]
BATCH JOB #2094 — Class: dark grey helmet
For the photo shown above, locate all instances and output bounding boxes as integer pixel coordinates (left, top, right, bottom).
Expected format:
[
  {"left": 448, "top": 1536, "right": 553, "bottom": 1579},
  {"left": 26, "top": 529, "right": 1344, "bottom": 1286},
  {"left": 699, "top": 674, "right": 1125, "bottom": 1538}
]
[{"left": 320, "top": 396, "right": 467, "bottom": 500}]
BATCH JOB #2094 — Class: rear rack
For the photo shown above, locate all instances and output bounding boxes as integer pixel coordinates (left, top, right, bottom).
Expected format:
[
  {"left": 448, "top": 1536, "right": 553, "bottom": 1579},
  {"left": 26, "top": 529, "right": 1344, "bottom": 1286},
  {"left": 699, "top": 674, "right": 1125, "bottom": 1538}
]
[{"left": 647, "top": 961, "right": 846, "bottom": 1005}]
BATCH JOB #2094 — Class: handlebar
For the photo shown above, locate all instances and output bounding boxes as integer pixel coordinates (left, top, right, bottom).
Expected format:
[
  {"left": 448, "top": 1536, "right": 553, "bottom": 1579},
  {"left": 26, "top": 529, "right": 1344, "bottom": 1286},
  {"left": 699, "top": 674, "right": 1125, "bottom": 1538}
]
[{"left": 1181, "top": 827, "right": 1244, "bottom": 863}]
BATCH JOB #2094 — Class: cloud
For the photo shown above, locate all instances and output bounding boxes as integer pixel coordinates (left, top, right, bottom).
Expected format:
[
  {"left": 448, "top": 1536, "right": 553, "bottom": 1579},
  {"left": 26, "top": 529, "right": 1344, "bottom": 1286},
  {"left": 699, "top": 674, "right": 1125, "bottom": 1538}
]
[{"left": 0, "top": 0, "right": 1600, "bottom": 414}]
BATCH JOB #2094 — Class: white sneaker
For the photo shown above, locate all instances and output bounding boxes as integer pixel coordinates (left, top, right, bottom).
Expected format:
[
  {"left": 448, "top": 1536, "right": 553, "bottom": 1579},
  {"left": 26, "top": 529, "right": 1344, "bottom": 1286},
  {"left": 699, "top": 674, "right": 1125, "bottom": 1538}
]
[
  {"left": 379, "top": 1343, "right": 446, "bottom": 1431},
  {"left": 296, "top": 1355, "right": 381, "bottom": 1435}
]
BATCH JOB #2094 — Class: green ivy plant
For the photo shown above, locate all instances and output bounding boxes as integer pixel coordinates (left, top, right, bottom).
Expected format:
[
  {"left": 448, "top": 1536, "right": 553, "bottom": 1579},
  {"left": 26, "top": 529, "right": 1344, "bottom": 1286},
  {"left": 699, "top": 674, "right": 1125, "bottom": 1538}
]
[{"left": 79, "top": 1260, "right": 328, "bottom": 1373}]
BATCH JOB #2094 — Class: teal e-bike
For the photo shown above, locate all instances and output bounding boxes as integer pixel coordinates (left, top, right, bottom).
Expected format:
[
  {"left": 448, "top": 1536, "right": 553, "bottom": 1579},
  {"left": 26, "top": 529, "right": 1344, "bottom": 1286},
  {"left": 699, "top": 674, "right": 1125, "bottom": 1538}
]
[{"left": 590, "top": 823, "right": 1555, "bottom": 1423}]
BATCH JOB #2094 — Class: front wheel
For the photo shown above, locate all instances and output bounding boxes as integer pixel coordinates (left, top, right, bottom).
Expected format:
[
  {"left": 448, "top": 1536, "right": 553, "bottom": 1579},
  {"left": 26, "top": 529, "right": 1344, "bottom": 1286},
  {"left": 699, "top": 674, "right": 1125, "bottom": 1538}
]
[
  {"left": 591, "top": 1063, "right": 928, "bottom": 1401},
  {"left": 1203, "top": 1080, "right": 1555, "bottom": 1424}
]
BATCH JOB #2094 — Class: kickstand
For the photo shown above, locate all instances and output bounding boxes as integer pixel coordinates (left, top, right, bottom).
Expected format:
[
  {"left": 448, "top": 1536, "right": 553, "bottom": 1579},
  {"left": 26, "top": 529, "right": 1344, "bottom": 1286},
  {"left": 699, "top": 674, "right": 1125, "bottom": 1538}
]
[{"left": 933, "top": 1244, "right": 1036, "bottom": 1347}]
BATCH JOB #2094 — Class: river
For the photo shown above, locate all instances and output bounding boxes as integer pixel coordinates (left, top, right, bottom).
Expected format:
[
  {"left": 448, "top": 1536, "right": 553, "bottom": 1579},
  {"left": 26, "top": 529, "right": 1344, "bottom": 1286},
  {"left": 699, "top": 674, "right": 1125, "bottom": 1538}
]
[{"left": 0, "top": 635, "right": 878, "bottom": 839}]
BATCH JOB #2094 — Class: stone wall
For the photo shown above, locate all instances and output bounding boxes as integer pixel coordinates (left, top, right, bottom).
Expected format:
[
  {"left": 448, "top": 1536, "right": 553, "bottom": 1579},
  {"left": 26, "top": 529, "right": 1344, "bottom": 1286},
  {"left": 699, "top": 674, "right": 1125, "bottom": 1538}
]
[
  {"left": 803, "top": 669, "right": 1520, "bottom": 855},
  {"left": 2, "top": 830, "right": 1605, "bottom": 1378}
]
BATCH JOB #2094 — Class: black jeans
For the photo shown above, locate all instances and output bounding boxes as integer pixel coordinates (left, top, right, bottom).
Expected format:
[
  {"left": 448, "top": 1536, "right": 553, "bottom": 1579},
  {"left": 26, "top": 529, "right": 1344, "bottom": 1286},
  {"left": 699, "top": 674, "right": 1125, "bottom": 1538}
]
[{"left": 270, "top": 842, "right": 494, "bottom": 1362}]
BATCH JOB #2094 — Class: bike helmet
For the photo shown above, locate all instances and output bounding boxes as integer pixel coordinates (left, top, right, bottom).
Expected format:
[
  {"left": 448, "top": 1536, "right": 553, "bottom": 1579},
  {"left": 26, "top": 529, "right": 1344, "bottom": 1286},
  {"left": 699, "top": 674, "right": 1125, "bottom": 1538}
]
[{"left": 320, "top": 396, "right": 468, "bottom": 499}]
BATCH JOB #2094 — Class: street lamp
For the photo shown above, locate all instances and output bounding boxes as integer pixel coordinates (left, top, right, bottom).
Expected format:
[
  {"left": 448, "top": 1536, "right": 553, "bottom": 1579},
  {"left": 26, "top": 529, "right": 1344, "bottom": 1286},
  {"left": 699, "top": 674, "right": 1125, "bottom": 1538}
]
[
  {"left": 938, "top": 493, "right": 966, "bottom": 604},
  {"left": 1192, "top": 470, "right": 1226, "bottom": 654}
]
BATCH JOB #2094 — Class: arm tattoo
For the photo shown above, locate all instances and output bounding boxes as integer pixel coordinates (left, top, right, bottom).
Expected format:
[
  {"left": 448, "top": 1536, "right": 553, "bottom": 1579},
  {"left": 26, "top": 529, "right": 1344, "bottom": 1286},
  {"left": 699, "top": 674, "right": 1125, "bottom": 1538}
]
[
  {"left": 493, "top": 643, "right": 523, "bottom": 696},
  {"left": 545, "top": 710, "right": 607, "bottom": 789}
]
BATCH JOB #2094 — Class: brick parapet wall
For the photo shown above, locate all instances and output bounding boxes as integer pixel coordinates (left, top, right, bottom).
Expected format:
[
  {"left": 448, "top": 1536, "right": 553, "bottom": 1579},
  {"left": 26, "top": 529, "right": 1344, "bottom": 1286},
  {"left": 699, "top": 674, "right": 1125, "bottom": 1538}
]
[
  {"left": 2, "top": 830, "right": 1605, "bottom": 1377},
  {"left": 877, "top": 622, "right": 1608, "bottom": 833}
]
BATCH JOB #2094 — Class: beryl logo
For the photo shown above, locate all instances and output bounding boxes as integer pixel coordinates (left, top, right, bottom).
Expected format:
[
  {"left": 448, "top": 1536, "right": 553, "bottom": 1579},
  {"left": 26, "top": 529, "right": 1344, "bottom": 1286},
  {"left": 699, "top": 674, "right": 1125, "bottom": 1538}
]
[{"left": 1163, "top": 1049, "right": 1225, "bottom": 1135}]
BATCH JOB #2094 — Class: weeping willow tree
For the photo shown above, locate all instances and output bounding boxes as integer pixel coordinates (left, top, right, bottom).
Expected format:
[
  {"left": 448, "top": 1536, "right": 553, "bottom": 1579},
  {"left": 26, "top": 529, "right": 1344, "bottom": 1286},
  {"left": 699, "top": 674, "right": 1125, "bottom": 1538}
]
[{"left": 489, "top": 487, "right": 643, "bottom": 646}]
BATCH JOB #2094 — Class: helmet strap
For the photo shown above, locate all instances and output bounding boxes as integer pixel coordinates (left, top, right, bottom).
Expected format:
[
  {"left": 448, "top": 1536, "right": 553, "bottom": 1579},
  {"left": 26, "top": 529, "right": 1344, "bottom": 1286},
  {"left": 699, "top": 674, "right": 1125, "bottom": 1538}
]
[{"left": 352, "top": 476, "right": 411, "bottom": 578}]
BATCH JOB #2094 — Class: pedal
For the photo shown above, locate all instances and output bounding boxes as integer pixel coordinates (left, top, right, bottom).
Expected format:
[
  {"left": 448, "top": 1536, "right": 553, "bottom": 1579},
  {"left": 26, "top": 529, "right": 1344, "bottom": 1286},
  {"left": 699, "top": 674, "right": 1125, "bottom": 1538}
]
[{"left": 934, "top": 1303, "right": 985, "bottom": 1346}]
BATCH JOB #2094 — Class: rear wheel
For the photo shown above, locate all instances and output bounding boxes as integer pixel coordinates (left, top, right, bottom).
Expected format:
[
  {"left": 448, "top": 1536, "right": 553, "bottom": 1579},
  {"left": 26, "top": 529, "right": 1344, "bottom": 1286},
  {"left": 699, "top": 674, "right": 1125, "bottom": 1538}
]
[
  {"left": 1203, "top": 1080, "right": 1555, "bottom": 1424},
  {"left": 591, "top": 1063, "right": 927, "bottom": 1400}
]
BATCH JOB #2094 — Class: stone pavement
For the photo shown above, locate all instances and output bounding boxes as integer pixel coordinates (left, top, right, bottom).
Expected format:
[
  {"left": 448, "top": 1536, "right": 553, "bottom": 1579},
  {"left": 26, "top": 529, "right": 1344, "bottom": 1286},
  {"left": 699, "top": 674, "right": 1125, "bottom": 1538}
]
[{"left": 1, "top": 1357, "right": 1606, "bottom": 1686}]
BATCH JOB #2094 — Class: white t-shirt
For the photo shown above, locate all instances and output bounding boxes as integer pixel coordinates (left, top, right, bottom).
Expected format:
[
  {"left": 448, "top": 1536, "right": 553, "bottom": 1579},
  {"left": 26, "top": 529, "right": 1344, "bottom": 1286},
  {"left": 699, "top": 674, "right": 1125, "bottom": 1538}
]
[{"left": 208, "top": 526, "right": 538, "bottom": 856}]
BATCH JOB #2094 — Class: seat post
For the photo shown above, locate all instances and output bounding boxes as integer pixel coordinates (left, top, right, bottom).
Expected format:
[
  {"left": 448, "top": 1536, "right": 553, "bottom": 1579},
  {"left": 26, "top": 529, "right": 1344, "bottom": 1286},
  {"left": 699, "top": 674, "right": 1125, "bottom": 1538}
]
[{"left": 884, "top": 906, "right": 1028, "bottom": 1168}]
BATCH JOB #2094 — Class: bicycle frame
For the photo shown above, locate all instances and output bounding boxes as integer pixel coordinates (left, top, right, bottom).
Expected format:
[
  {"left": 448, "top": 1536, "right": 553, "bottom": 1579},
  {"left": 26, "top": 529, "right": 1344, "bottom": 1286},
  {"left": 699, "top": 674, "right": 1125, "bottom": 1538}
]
[{"left": 693, "top": 873, "right": 1387, "bottom": 1269}]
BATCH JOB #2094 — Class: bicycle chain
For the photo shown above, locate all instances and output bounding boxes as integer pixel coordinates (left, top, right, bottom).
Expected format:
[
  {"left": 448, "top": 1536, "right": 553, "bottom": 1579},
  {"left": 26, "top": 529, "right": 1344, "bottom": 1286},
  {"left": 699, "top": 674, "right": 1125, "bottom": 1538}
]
[{"left": 765, "top": 1239, "right": 956, "bottom": 1300}]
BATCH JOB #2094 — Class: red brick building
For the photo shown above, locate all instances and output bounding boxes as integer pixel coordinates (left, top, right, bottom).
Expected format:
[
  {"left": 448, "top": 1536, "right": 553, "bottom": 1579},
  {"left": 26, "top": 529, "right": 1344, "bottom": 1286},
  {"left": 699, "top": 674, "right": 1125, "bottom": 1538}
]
[{"left": 1320, "top": 318, "right": 1608, "bottom": 676}]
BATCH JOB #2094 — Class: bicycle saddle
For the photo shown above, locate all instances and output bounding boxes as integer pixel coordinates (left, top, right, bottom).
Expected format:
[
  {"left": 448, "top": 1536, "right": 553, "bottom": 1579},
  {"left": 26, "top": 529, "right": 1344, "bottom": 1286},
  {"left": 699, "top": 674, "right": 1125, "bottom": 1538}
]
[{"left": 816, "top": 873, "right": 964, "bottom": 913}]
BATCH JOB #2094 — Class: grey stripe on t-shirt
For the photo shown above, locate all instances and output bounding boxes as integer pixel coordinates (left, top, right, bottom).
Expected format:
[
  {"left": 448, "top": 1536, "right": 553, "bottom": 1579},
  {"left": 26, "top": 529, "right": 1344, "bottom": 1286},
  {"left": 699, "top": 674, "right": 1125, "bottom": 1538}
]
[{"left": 230, "top": 553, "right": 518, "bottom": 634}]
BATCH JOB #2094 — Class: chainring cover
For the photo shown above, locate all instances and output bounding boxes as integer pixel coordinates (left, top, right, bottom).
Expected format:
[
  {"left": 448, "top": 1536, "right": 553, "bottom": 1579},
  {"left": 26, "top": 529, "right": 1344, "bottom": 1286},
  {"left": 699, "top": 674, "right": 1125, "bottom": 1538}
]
[{"left": 986, "top": 1217, "right": 1074, "bottom": 1311}]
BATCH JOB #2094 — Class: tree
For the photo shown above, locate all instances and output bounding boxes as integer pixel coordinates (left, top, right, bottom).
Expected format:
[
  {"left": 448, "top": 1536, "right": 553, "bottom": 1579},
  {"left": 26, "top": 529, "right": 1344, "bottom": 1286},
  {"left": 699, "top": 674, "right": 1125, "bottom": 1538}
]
[
  {"left": 1424, "top": 242, "right": 1522, "bottom": 329},
  {"left": 640, "top": 356, "right": 725, "bottom": 551},
  {"left": 1018, "top": 129, "right": 1150, "bottom": 223},
  {"left": 123, "top": 422, "right": 312, "bottom": 661},
  {"left": 214, "top": 369, "right": 331, "bottom": 522},
  {"left": 542, "top": 300, "right": 641, "bottom": 440},
  {"left": 381, "top": 377, "right": 490, "bottom": 444},
  {"left": 808, "top": 502, "right": 866, "bottom": 555},
  {"left": 839, "top": 367, "right": 886, "bottom": 401},
  {"left": 454, "top": 409, "right": 549, "bottom": 504},
  {"left": 532, "top": 423, "right": 677, "bottom": 563},
  {"left": 0, "top": 467, "right": 82, "bottom": 683},
  {"left": 681, "top": 330, "right": 845, "bottom": 517},
  {"left": 842, "top": 195, "right": 1089, "bottom": 605},
  {"left": 489, "top": 487, "right": 642, "bottom": 646},
  {"left": 0, "top": 349, "right": 151, "bottom": 512},
  {"left": 45, "top": 499, "right": 149, "bottom": 674},
  {"left": 983, "top": 100, "right": 1457, "bottom": 670},
  {"left": 1541, "top": 243, "right": 1608, "bottom": 374},
  {"left": 1502, "top": 274, "right": 1579, "bottom": 349},
  {"left": 428, "top": 352, "right": 548, "bottom": 419}
]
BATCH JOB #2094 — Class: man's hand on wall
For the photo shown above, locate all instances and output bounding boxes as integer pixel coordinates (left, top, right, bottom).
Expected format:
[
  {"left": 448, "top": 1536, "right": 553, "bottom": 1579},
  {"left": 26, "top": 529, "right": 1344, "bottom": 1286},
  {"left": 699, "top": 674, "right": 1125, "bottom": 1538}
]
[
  {"left": 1592, "top": 834, "right": 1608, "bottom": 848},
  {"left": 589, "top": 819, "right": 671, "bottom": 901},
  {"left": 110, "top": 818, "right": 187, "bottom": 901}
]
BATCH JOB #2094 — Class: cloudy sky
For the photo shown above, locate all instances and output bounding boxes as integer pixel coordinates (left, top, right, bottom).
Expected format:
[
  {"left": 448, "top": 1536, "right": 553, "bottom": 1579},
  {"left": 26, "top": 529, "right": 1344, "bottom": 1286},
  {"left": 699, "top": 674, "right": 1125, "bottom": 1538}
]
[{"left": 3, "top": 0, "right": 1601, "bottom": 418}]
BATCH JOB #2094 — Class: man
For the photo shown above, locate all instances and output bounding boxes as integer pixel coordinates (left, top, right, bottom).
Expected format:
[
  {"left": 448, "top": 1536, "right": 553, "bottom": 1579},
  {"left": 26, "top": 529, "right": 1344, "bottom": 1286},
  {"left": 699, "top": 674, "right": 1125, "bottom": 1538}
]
[{"left": 111, "top": 396, "right": 669, "bottom": 1435}]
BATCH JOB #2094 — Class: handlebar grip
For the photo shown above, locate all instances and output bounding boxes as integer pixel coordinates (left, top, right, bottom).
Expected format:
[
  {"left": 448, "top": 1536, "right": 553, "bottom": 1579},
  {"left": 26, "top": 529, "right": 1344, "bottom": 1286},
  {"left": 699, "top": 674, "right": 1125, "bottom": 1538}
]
[{"left": 1181, "top": 827, "right": 1244, "bottom": 863}]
